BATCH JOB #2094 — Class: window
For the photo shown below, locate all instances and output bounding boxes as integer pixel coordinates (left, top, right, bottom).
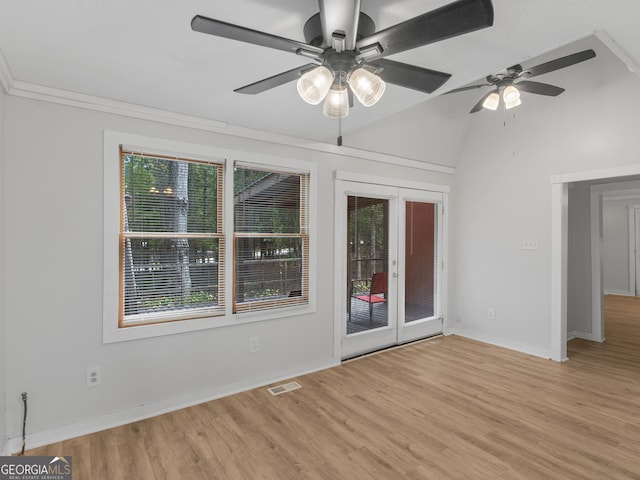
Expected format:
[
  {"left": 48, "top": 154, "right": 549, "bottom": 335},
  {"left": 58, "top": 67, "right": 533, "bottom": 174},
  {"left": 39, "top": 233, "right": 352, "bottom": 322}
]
[
  {"left": 119, "top": 148, "right": 224, "bottom": 326},
  {"left": 233, "top": 164, "right": 309, "bottom": 312},
  {"left": 104, "top": 131, "right": 315, "bottom": 342}
]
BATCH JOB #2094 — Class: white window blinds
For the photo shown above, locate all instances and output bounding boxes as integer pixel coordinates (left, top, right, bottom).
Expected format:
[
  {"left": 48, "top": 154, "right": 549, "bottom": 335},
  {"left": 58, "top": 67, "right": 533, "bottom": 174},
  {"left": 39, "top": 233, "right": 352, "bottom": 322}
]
[
  {"left": 233, "top": 164, "right": 310, "bottom": 313},
  {"left": 120, "top": 148, "right": 224, "bottom": 326}
]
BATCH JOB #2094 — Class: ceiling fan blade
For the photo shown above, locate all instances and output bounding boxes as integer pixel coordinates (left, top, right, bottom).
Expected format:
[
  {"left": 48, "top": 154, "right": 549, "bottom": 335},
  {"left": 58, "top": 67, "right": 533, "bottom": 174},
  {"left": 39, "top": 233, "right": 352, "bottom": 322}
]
[
  {"left": 234, "top": 64, "right": 318, "bottom": 95},
  {"left": 356, "top": 0, "right": 493, "bottom": 61},
  {"left": 470, "top": 90, "right": 495, "bottom": 113},
  {"left": 191, "top": 15, "right": 324, "bottom": 58},
  {"left": 445, "top": 84, "right": 491, "bottom": 94},
  {"left": 319, "top": 0, "right": 361, "bottom": 49},
  {"left": 370, "top": 59, "right": 451, "bottom": 94},
  {"left": 525, "top": 49, "right": 596, "bottom": 78},
  {"left": 516, "top": 80, "right": 565, "bottom": 97}
]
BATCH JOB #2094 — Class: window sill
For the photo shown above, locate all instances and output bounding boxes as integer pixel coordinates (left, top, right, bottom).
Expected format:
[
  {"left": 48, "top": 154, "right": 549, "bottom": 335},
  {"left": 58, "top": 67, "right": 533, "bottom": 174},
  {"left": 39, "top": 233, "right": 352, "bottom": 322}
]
[{"left": 103, "top": 302, "right": 316, "bottom": 344}]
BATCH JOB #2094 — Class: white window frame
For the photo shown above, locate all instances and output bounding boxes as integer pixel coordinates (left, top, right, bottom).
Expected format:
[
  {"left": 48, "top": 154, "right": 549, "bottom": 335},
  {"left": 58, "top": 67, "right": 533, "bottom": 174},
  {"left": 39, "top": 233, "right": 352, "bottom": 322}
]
[
  {"left": 232, "top": 161, "right": 310, "bottom": 313},
  {"left": 103, "top": 131, "right": 317, "bottom": 343}
]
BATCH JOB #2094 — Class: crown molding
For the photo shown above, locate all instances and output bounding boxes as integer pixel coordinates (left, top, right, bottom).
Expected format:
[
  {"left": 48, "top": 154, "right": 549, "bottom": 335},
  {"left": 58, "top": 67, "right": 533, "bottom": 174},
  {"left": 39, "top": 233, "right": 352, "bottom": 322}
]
[
  {"left": 9, "top": 80, "right": 229, "bottom": 132},
  {"left": 0, "top": 48, "right": 454, "bottom": 175},
  {"left": 595, "top": 30, "right": 640, "bottom": 78},
  {"left": 8, "top": 79, "right": 455, "bottom": 174}
]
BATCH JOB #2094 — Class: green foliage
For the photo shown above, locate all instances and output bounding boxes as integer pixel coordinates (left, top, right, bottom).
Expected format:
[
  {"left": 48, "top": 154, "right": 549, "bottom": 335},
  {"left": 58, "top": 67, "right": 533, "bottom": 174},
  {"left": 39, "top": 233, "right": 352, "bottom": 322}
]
[
  {"left": 123, "top": 154, "right": 219, "bottom": 234},
  {"left": 348, "top": 197, "right": 388, "bottom": 282},
  {"left": 140, "top": 290, "right": 218, "bottom": 311}
]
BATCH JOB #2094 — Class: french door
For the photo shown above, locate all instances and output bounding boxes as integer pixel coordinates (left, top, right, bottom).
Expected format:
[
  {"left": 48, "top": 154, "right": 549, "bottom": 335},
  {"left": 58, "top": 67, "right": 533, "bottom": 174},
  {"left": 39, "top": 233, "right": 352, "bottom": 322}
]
[{"left": 335, "top": 179, "right": 445, "bottom": 359}]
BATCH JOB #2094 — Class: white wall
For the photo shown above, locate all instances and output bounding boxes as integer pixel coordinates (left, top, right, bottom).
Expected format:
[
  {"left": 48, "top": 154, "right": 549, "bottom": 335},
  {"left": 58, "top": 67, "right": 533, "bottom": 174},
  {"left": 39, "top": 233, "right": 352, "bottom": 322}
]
[
  {"left": 345, "top": 93, "right": 472, "bottom": 168},
  {"left": 567, "top": 182, "right": 593, "bottom": 334},
  {"left": 602, "top": 198, "right": 639, "bottom": 295},
  {"left": 0, "top": 85, "right": 7, "bottom": 451},
  {"left": 2, "top": 94, "right": 453, "bottom": 450},
  {"left": 449, "top": 37, "right": 640, "bottom": 358}
]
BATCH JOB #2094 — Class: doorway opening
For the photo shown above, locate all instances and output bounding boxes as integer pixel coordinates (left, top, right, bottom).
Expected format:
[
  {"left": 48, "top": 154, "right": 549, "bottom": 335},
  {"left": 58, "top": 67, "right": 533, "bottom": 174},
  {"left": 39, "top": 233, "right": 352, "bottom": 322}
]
[
  {"left": 552, "top": 169, "right": 640, "bottom": 362},
  {"left": 335, "top": 173, "right": 448, "bottom": 360}
]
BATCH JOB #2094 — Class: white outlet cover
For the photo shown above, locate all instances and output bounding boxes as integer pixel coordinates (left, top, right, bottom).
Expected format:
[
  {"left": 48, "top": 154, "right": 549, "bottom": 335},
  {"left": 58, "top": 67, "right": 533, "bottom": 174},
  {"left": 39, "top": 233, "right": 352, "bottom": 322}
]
[{"left": 86, "top": 366, "right": 102, "bottom": 388}]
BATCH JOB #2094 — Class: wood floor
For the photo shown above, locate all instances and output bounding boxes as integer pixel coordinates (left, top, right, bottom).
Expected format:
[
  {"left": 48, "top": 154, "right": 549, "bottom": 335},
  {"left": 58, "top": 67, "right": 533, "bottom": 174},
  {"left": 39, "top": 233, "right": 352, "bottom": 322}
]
[{"left": 29, "top": 295, "right": 640, "bottom": 479}]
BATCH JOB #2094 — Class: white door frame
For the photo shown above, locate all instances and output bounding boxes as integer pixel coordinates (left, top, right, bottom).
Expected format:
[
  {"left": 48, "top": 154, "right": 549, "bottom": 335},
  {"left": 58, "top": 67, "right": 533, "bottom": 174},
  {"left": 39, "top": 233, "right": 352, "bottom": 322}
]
[
  {"left": 334, "top": 171, "right": 449, "bottom": 360},
  {"left": 627, "top": 203, "right": 640, "bottom": 296},
  {"left": 335, "top": 180, "right": 400, "bottom": 358},
  {"left": 551, "top": 166, "right": 640, "bottom": 362},
  {"left": 397, "top": 188, "right": 446, "bottom": 344},
  {"left": 588, "top": 186, "right": 604, "bottom": 344}
]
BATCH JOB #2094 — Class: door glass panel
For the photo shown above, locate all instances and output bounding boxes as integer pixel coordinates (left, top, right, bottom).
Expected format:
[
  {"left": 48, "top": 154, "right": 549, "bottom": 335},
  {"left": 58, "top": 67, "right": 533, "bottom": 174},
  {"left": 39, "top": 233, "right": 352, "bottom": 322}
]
[
  {"left": 347, "top": 196, "right": 389, "bottom": 334},
  {"left": 405, "top": 201, "right": 437, "bottom": 322}
]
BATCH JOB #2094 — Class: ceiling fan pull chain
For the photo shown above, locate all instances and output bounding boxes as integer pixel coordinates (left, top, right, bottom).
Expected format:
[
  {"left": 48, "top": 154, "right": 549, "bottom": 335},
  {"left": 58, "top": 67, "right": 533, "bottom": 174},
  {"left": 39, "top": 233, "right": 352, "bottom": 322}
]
[{"left": 337, "top": 115, "right": 343, "bottom": 146}]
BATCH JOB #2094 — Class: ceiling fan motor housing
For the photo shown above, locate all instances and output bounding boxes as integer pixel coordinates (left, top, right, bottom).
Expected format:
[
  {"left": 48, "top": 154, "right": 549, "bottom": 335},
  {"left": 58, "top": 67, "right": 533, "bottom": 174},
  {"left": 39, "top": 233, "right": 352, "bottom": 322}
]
[{"left": 303, "top": 12, "right": 376, "bottom": 47}]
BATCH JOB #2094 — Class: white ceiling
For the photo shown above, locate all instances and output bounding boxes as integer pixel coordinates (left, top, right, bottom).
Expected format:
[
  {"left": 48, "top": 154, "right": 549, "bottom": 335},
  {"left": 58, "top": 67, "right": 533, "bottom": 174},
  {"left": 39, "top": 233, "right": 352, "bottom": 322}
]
[{"left": 0, "top": 0, "right": 639, "bottom": 144}]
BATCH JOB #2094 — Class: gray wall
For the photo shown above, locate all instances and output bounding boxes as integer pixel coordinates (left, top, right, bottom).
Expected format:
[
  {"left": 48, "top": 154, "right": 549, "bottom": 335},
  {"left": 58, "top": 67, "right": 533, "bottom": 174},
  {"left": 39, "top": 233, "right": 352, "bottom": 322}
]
[
  {"left": 0, "top": 85, "right": 6, "bottom": 450},
  {"left": 4, "top": 33, "right": 640, "bottom": 449},
  {"left": 567, "top": 183, "right": 593, "bottom": 334},
  {"left": 346, "top": 93, "right": 473, "bottom": 168},
  {"left": 2, "top": 94, "right": 453, "bottom": 449},
  {"left": 448, "top": 38, "right": 640, "bottom": 357},
  {"left": 602, "top": 198, "right": 639, "bottom": 295}
]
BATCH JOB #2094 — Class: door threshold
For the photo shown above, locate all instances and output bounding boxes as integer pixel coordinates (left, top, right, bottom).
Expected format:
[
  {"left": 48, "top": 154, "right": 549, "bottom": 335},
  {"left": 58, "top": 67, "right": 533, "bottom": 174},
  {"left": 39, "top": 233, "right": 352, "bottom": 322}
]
[{"left": 342, "top": 334, "right": 444, "bottom": 363}]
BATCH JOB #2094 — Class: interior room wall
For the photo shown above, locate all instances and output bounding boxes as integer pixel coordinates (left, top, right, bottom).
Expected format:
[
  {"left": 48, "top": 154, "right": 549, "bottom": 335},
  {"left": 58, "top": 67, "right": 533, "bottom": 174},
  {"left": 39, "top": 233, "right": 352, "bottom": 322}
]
[
  {"left": 2, "top": 94, "right": 454, "bottom": 451},
  {"left": 563, "top": 178, "right": 640, "bottom": 342},
  {"left": 0, "top": 86, "right": 7, "bottom": 452},
  {"left": 602, "top": 197, "right": 640, "bottom": 295},
  {"left": 449, "top": 37, "right": 640, "bottom": 358},
  {"left": 344, "top": 93, "right": 472, "bottom": 168},
  {"left": 567, "top": 182, "right": 593, "bottom": 335}
]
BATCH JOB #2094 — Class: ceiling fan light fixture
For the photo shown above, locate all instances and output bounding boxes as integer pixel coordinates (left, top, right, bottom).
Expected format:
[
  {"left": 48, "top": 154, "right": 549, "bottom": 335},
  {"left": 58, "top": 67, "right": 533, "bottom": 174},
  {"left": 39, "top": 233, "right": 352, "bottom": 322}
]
[
  {"left": 323, "top": 84, "right": 350, "bottom": 119},
  {"left": 348, "top": 68, "right": 386, "bottom": 107},
  {"left": 503, "top": 85, "right": 521, "bottom": 110},
  {"left": 297, "top": 66, "right": 334, "bottom": 105},
  {"left": 482, "top": 91, "right": 500, "bottom": 110}
]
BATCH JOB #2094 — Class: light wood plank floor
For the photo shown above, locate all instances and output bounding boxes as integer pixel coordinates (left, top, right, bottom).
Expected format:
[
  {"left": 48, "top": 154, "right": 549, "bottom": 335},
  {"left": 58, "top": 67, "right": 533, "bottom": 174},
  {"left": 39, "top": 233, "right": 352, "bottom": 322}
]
[{"left": 29, "top": 295, "right": 640, "bottom": 479}]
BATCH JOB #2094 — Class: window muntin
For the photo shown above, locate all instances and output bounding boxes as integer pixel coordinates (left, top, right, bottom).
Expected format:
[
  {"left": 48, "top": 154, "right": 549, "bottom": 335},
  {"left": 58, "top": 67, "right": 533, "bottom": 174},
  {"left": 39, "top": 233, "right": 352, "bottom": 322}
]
[
  {"left": 120, "top": 149, "right": 224, "bottom": 326},
  {"left": 233, "top": 165, "right": 309, "bottom": 312}
]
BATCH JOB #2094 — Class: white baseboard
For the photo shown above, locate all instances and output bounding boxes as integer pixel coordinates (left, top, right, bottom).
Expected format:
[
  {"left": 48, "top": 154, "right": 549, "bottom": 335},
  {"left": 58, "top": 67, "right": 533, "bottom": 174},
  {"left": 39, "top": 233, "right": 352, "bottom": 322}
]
[
  {"left": 449, "top": 326, "right": 552, "bottom": 360},
  {"left": 604, "top": 289, "right": 634, "bottom": 297},
  {"left": 4, "top": 358, "right": 339, "bottom": 455},
  {"left": 568, "top": 330, "right": 605, "bottom": 343}
]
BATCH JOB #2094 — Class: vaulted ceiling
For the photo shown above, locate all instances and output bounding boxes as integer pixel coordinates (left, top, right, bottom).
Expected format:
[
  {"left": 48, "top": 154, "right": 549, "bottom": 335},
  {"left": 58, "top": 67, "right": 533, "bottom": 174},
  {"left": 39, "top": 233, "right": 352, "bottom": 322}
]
[{"left": 0, "top": 0, "right": 638, "bottom": 145}]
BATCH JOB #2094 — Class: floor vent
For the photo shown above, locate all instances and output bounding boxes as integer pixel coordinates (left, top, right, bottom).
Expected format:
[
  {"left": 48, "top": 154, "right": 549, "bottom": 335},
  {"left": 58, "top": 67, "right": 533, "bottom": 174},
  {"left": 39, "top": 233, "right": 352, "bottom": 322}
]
[{"left": 267, "top": 381, "right": 301, "bottom": 396}]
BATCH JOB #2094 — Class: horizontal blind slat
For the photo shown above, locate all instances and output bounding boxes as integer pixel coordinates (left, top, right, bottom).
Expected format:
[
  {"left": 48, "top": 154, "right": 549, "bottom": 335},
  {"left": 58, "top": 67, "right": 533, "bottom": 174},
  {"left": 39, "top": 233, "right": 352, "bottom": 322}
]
[
  {"left": 120, "top": 150, "right": 224, "bottom": 327},
  {"left": 233, "top": 165, "right": 310, "bottom": 314}
]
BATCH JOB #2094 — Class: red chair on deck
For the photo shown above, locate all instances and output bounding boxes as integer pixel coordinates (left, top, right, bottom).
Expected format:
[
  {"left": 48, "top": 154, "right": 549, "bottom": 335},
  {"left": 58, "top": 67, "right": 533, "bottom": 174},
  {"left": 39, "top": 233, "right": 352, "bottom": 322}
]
[{"left": 353, "top": 272, "right": 388, "bottom": 325}]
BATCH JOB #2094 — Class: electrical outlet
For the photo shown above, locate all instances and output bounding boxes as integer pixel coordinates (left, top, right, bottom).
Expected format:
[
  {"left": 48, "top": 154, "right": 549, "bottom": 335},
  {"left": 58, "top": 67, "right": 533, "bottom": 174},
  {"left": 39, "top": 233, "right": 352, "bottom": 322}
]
[
  {"left": 522, "top": 239, "right": 539, "bottom": 250},
  {"left": 249, "top": 336, "right": 260, "bottom": 353},
  {"left": 487, "top": 308, "right": 496, "bottom": 321},
  {"left": 86, "top": 367, "right": 102, "bottom": 388}
]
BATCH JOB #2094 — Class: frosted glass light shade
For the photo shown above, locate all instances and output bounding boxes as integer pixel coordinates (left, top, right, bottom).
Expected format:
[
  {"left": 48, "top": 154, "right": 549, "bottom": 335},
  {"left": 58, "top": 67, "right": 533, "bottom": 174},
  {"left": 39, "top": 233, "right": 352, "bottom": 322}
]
[
  {"left": 347, "top": 68, "right": 386, "bottom": 107},
  {"left": 482, "top": 91, "right": 500, "bottom": 110},
  {"left": 323, "top": 85, "right": 349, "bottom": 119},
  {"left": 297, "top": 66, "right": 334, "bottom": 105},
  {"left": 503, "top": 85, "right": 521, "bottom": 110}
]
